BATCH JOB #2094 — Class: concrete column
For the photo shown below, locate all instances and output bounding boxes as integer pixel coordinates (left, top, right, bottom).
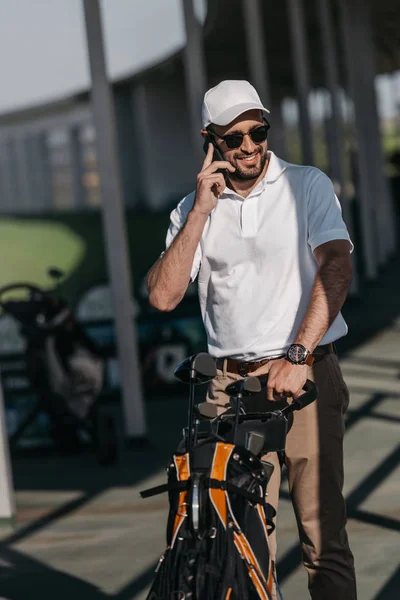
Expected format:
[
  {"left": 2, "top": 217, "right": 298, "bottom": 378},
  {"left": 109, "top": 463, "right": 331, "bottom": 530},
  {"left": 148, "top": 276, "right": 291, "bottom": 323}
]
[
  {"left": 348, "top": 7, "right": 388, "bottom": 265},
  {"left": 114, "top": 85, "right": 138, "bottom": 208},
  {"left": 351, "top": 1, "right": 396, "bottom": 260},
  {"left": 181, "top": 0, "right": 207, "bottom": 164},
  {"left": 317, "top": 0, "right": 359, "bottom": 295},
  {"left": 287, "top": 0, "right": 314, "bottom": 165},
  {"left": 69, "top": 125, "right": 86, "bottom": 209},
  {"left": 270, "top": 102, "right": 286, "bottom": 160},
  {"left": 82, "top": 0, "right": 147, "bottom": 442},
  {"left": 337, "top": 0, "right": 378, "bottom": 279},
  {"left": 0, "top": 375, "right": 15, "bottom": 528},
  {"left": 242, "top": 0, "right": 271, "bottom": 106},
  {"left": 242, "top": 0, "right": 285, "bottom": 158},
  {"left": 131, "top": 82, "right": 157, "bottom": 209}
]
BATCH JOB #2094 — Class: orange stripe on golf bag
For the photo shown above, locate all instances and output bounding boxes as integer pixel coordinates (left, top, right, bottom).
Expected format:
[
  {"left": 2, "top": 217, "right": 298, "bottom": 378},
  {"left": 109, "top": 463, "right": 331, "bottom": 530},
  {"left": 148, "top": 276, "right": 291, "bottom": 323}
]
[
  {"left": 208, "top": 443, "right": 235, "bottom": 527},
  {"left": 225, "top": 487, "right": 271, "bottom": 599},
  {"left": 171, "top": 453, "right": 190, "bottom": 545},
  {"left": 233, "top": 531, "right": 271, "bottom": 600},
  {"left": 256, "top": 504, "right": 274, "bottom": 596},
  {"left": 225, "top": 588, "right": 232, "bottom": 599},
  {"left": 209, "top": 443, "right": 272, "bottom": 599}
]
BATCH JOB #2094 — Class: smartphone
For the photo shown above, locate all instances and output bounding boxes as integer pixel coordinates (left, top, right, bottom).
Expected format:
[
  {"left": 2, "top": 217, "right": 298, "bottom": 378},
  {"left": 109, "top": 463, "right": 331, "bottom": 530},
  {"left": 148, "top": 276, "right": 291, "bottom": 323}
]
[{"left": 203, "top": 134, "right": 228, "bottom": 180}]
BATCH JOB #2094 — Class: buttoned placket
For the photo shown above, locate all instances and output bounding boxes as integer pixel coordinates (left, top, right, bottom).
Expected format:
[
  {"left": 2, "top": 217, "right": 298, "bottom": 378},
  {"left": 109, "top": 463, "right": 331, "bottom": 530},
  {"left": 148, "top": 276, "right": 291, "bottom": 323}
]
[{"left": 224, "top": 180, "right": 268, "bottom": 238}]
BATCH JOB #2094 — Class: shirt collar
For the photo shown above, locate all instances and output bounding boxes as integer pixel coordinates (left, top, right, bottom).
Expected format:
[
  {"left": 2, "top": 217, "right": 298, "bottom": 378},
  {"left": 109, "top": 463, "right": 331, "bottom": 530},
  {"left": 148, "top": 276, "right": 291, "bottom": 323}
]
[
  {"left": 264, "top": 151, "right": 287, "bottom": 183},
  {"left": 222, "top": 151, "right": 287, "bottom": 200}
]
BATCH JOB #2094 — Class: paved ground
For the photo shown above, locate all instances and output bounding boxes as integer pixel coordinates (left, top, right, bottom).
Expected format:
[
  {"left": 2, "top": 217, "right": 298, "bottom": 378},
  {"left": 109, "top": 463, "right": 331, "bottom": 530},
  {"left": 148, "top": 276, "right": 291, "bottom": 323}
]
[{"left": 1, "top": 257, "right": 400, "bottom": 599}]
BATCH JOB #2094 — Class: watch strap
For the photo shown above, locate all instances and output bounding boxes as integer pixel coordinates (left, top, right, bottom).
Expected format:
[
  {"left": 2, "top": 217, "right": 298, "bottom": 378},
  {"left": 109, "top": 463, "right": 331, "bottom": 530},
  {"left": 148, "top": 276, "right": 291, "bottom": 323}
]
[{"left": 305, "top": 353, "right": 315, "bottom": 367}]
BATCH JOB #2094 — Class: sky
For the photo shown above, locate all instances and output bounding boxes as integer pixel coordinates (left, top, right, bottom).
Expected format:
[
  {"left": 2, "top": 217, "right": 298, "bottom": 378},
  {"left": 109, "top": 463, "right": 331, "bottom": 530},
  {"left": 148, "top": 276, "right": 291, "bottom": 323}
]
[
  {"left": 0, "top": 0, "right": 190, "bottom": 114},
  {"left": 0, "top": 0, "right": 398, "bottom": 119}
]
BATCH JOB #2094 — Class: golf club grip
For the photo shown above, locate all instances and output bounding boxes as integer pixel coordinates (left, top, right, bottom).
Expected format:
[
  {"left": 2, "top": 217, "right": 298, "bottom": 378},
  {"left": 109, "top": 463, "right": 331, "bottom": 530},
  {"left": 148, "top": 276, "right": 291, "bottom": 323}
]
[
  {"left": 257, "top": 374, "right": 269, "bottom": 388},
  {"left": 255, "top": 375, "right": 317, "bottom": 411},
  {"left": 290, "top": 380, "right": 318, "bottom": 411}
]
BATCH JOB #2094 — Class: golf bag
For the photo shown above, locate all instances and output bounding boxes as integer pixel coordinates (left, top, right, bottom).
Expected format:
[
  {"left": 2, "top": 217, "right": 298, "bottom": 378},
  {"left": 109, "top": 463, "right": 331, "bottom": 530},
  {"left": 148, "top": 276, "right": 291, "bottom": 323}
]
[
  {"left": 24, "top": 306, "right": 104, "bottom": 424},
  {"left": 141, "top": 352, "right": 317, "bottom": 599},
  {"left": 0, "top": 271, "right": 117, "bottom": 464},
  {"left": 141, "top": 436, "right": 275, "bottom": 600}
]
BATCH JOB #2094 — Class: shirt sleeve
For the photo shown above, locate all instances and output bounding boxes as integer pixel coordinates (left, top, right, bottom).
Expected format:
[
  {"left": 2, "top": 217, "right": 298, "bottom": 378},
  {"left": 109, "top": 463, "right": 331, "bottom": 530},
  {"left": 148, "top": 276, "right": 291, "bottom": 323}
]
[
  {"left": 164, "top": 192, "right": 202, "bottom": 282},
  {"left": 307, "top": 170, "right": 354, "bottom": 253}
]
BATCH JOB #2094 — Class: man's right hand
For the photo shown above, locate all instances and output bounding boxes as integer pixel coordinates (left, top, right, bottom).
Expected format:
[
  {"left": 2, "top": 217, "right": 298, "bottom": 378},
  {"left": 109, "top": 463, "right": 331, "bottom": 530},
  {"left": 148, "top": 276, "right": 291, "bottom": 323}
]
[{"left": 192, "top": 143, "right": 235, "bottom": 216}]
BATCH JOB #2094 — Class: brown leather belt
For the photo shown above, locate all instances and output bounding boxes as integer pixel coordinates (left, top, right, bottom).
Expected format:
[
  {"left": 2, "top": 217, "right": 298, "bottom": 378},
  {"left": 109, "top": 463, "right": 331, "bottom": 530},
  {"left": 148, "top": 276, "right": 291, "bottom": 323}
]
[{"left": 215, "top": 343, "right": 337, "bottom": 376}]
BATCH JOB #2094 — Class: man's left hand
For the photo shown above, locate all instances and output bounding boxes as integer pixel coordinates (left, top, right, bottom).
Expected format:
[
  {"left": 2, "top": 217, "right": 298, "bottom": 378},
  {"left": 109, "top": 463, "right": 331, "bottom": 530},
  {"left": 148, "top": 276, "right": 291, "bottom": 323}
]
[{"left": 248, "top": 358, "right": 309, "bottom": 401}]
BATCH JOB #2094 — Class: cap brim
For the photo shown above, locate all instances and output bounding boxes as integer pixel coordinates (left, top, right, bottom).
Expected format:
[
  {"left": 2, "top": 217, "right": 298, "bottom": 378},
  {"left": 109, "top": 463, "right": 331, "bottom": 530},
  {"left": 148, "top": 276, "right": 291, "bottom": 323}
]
[{"left": 206, "top": 102, "right": 270, "bottom": 128}]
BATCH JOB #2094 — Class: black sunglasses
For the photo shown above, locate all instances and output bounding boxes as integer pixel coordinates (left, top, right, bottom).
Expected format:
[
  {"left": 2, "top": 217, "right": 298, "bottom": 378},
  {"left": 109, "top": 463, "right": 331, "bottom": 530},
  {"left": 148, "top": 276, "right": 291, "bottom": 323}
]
[{"left": 209, "top": 119, "right": 270, "bottom": 149}]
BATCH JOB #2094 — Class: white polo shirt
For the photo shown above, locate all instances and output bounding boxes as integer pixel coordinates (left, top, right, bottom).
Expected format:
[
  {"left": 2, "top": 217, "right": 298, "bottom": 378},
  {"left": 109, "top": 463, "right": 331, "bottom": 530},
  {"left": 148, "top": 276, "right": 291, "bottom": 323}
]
[{"left": 166, "top": 151, "right": 353, "bottom": 360}]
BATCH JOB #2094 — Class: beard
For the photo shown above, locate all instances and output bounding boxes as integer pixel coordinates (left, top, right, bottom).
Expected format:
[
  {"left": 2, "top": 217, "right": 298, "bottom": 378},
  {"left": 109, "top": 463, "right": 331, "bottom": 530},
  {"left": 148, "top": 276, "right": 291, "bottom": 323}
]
[{"left": 228, "top": 145, "right": 268, "bottom": 181}]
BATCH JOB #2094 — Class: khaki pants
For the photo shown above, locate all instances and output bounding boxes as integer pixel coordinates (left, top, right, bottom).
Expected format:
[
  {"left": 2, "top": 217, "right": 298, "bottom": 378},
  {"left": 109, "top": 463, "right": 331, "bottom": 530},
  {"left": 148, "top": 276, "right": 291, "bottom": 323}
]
[{"left": 205, "top": 354, "right": 357, "bottom": 600}]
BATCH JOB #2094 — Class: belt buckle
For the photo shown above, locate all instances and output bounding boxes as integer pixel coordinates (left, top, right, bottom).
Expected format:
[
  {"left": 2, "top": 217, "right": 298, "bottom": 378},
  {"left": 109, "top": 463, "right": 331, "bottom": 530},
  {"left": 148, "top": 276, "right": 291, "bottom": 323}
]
[{"left": 238, "top": 362, "right": 248, "bottom": 377}]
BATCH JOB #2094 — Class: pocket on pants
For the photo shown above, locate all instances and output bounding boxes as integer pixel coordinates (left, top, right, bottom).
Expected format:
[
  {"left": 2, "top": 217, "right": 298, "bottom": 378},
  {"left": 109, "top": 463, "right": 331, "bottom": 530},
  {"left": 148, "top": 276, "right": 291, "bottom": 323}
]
[{"left": 324, "top": 354, "right": 350, "bottom": 413}]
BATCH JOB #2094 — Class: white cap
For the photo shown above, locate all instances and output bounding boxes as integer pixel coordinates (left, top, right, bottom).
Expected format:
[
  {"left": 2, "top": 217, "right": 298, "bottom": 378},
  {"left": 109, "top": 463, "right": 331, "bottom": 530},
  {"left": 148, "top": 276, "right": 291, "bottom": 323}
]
[{"left": 202, "top": 80, "right": 270, "bottom": 129}]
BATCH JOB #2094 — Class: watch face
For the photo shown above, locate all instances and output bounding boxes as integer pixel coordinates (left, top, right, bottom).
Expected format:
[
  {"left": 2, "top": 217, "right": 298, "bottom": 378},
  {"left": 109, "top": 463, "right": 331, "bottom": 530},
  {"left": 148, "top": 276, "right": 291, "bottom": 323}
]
[{"left": 287, "top": 344, "right": 307, "bottom": 364}]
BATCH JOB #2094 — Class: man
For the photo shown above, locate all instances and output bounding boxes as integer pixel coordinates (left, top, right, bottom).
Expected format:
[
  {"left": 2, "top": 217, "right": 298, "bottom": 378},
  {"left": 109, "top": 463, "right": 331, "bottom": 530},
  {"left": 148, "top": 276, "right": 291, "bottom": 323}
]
[{"left": 147, "top": 80, "right": 357, "bottom": 599}]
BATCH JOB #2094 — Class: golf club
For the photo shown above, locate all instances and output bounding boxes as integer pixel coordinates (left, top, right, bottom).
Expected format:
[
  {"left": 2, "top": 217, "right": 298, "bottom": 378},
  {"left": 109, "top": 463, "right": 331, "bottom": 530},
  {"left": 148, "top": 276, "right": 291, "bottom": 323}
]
[
  {"left": 174, "top": 352, "right": 217, "bottom": 451},
  {"left": 224, "top": 376, "right": 262, "bottom": 443}
]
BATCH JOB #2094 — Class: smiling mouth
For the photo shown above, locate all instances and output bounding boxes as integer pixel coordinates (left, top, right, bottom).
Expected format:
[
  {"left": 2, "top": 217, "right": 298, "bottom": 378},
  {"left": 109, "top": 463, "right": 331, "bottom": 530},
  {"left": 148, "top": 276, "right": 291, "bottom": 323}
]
[{"left": 238, "top": 152, "right": 259, "bottom": 163}]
